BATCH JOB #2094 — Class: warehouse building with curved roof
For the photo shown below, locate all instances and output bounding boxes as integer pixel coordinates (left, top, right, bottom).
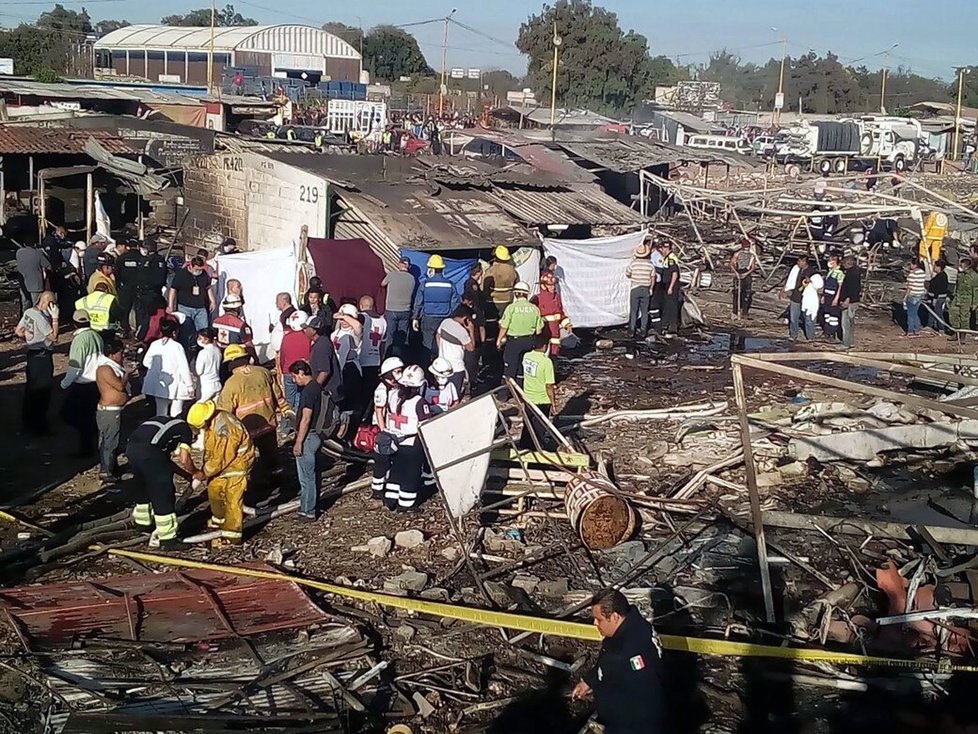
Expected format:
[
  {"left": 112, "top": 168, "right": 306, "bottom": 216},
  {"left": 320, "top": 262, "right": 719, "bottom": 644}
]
[{"left": 94, "top": 24, "right": 362, "bottom": 87}]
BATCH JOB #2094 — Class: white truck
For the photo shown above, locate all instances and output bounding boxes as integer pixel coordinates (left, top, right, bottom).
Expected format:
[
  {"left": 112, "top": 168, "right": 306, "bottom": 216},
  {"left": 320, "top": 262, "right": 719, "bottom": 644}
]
[{"left": 768, "top": 116, "right": 928, "bottom": 175}]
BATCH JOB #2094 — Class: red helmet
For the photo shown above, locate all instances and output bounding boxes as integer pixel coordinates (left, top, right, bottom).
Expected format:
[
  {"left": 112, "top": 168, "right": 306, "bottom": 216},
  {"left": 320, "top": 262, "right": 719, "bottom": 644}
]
[{"left": 539, "top": 271, "right": 556, "bottom": 287}]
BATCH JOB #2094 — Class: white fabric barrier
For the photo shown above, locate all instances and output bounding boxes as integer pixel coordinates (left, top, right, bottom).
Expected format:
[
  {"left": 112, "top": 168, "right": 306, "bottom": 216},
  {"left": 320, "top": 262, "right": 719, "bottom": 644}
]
[
  {"left": 214, "top": 247, "right": 298, "bottom": 347},
  {"left": 542, "top": 230, "right": 647, "bottom": 328},
  {"left": 514, "top": 246, "right": 541, "bottom": 297}
]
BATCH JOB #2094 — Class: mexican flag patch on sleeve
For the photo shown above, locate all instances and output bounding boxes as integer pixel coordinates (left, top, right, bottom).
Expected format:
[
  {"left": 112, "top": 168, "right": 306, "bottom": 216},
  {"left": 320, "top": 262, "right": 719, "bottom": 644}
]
[{"left": 629, "top": 655, "right": 645, "bottom": 671}]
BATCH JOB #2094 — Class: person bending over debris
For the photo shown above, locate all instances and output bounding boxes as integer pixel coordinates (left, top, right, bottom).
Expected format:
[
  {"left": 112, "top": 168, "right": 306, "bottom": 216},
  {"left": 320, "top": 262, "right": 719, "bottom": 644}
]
[
  {"left": 217, "top": 344, "right": 291, "bottom": 482},
  {"left": 496, "top": 281, "right": 543, "bottom": 383},
  {"left": 124, "top": 416, "right": 197, "bottom": 550},
  {"left": 187, "top": 400, "right": 256, "bottom": 546},
  {"left": 572, "top": 588, "right": 667, "bottom": 734}
]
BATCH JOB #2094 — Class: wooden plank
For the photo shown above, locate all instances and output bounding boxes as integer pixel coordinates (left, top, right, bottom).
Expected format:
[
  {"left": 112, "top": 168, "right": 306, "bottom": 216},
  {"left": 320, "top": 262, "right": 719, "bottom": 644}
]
[
  {"left": 733, "top": 362, "right": 776, "bottom": 623},
  {"left": 491, "top": 448, "right": 591, "bottom": 468},
  {"left": 761, "top": 510, "right": 978, "bottom": 546},
  {"left": 731, "top": 355, "right": 978, "bottom": 421}
]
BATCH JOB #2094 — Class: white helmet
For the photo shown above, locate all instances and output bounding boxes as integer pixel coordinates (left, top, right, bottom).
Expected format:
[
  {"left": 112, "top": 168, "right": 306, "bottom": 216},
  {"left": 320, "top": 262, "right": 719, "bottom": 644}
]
[
  {"left": 429, "top": 357, "right": 454, "bottom": 380},
  {"left": 513, "top": 281, "right": 530, "bottom": 294},
  {"left": 398, "top": 364, "right": 426, "bottom": 388},
  {"left": 222, "top": 293, "right": 243, "bottom": 309},
  {"left": 380, "top": 356, "right": 405, "bottom": 376},
  {"left": 338, "top": 303, "right": 359, "bottom": 318},
  {"left": 287, "top": 310, "right": 310, "bottom": 331}
]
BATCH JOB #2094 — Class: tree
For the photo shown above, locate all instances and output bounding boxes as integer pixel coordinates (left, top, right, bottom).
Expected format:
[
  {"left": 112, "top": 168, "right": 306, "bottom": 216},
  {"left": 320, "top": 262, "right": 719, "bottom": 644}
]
[
  {"left": 322, "top": 22, "right": 363, "bottom": 52},
  {"left": 362, "top": 26, "right": 433, "bottom": 82},
  {"left": 517, "top": 0, "right": 660, "bottom": 116},
  {"left": 0, "top": 5, "right": 93, "bottom": 76},
  {"left": 96, "top": 19, "right": 130, "bottom": 36},
  {"left": 161, "top": 4, "right": 256, "bottom": 27}
]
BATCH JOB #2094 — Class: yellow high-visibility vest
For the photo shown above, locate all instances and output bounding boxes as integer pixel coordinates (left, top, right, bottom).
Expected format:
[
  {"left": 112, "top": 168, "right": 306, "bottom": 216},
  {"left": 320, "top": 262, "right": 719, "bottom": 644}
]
[{"left": 75, "top": 291, "right": 116, "bottom": 331}]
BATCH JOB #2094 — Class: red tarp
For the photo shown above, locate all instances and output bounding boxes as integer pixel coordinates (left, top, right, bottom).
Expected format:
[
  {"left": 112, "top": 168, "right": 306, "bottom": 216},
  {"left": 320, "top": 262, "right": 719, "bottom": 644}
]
[{"left": 307, "top": 238, "right": 388, "bottom": 313}]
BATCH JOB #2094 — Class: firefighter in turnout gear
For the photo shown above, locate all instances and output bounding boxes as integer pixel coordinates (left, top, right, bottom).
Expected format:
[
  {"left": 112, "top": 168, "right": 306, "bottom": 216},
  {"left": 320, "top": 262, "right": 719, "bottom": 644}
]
[
  {"left": 532, "top": 271, "right": 572, "bottom": 356},
  {"left": 188, "top": 400, "right": 256, "bottom": 546},
  {"left": 383, "top": 365, "right": 432, "bottom": 512},
  {"left": 124, "top": 417, "right": 197, "bottom": 550}
]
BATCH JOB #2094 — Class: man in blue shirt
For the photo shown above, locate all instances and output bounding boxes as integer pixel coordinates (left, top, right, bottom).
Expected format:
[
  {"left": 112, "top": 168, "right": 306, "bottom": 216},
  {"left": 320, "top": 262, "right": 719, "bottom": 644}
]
[{"left": 412, "top": 254, "right": 458, "bottom": 364}]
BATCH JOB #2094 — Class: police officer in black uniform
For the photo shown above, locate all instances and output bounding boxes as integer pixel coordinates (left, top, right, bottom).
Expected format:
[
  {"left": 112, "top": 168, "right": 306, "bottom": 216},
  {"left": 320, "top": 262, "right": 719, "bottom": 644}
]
[
  {"left": 573, "top": 588, "right": 667, "bottom": 734},
  {"left": 135, "top": 237, "right": 167, "bottom": 341},
  {"left": 115, "top": 238, "right": 142, "bottom": 338}
]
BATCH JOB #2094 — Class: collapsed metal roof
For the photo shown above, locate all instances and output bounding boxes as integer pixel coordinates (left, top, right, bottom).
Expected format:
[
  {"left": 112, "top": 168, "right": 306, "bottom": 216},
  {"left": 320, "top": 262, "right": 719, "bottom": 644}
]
[
  {"left": 0, "top": 126, "right": 136, "bottom": 156},
  {"left": 552, "top": 135, "right": 759, "bottom": 172}
]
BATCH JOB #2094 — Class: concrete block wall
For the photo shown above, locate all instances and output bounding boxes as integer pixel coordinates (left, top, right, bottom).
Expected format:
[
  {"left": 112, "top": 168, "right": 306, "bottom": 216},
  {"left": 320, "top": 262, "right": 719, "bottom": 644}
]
[{"left": 182, "top": 152, "right": 328, "bottom": 253}]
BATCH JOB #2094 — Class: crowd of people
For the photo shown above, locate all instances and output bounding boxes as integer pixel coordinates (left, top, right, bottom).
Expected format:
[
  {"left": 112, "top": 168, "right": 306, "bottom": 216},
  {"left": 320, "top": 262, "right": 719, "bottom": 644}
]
[{"left": 14, "top": 232, "right": 571, "bottom": 549}]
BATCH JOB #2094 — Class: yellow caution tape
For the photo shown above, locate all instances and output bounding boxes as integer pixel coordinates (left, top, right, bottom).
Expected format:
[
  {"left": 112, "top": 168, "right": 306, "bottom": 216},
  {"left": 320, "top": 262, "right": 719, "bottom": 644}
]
[{"left": 102, "top": 548, "right": 978, "bottom": 674}]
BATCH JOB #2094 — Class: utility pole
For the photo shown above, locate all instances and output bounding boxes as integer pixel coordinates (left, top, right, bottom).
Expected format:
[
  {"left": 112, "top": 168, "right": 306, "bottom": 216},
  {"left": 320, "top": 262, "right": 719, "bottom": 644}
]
[
  {"left": 550, "top": 20, "right": 561, "bottom": 128},
  {"left": 879, "top": 44, "right": 898, "bottom": 114},
  {"left": 953, "top": 66, "right": 972, "bottom": 162},
  {"left": 438, "top": 8, "right": 457, "bottom": 117},
  {"left": 207, "top": 0, "right": 216, "bottom": 94},
  {"left": 770, "top": 29, "right": 788, "bottom": 126}
]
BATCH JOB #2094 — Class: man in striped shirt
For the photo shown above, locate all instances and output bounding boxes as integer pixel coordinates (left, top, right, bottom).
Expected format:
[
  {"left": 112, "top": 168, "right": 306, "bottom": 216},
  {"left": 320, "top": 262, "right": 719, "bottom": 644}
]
[
  {"left": 904, "top": 257, "right": 928, "bottom": 337},
  {"left": 625, "top": 243, "right": 655, "bottom": 338}
]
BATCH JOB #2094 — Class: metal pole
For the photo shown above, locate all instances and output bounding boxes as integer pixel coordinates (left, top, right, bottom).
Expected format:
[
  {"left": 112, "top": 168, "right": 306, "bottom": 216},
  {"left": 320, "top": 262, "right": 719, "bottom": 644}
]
[
  {"left": 207, "top": 0, "right": 216, "bottom": 94},
  {"left": 774, "top": 37, "right": 787, "bottom": 126},
  {"left": 550, "top": 21, "right": 560, "bottom": 128},
  {"left": 85, "top": 173, "right": 93, "bottom": 243},
  {"left": 439, "top": 15, "right": 450, "bottom": 117},
  {"left": 953, "top": 68, "right": 968, "bottom": 162},
  {"left": 731, "top": 361, "right": 776, "bottom": 623},
  {"left": 879, "top": 64, "right": 888, "bottom": 114}
]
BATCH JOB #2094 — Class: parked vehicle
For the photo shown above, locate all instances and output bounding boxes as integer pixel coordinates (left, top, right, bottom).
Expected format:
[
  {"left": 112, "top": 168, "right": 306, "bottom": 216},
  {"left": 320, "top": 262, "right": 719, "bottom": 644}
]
[
  {"left": 766, "top": 117, "right": 928, "bottom": 174},
  {"left": 684, "top": 134, "right": 754, "bottom": 155}
]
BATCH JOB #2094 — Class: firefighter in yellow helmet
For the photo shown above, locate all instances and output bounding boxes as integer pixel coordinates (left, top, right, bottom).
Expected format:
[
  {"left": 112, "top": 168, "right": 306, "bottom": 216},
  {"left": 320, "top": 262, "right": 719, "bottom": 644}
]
[
  {"left": 412, "top": 253, "right": 459, "bottom": 363},
  {"left": 188, "top": 400, "right": 256, "bottom": 546},
  {"left": 483, "top": 245, "right": 519, "bottom": 369}
]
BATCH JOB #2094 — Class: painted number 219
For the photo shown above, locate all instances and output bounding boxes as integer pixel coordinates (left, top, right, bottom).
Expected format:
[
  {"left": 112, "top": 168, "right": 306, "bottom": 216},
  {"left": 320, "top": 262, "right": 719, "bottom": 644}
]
[{"left": 300, "top": 185, "right": 320, "bottom": 203}]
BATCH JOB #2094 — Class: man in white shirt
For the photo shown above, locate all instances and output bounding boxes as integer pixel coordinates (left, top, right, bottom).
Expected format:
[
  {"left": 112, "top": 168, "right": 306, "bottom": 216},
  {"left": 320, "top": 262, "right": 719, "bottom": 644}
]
[
  {"left": 436, "top": 304, "right": 476, "bottom": 398},
  {"left": 358, "top": 295, "right": 387, "bottom": 406}
]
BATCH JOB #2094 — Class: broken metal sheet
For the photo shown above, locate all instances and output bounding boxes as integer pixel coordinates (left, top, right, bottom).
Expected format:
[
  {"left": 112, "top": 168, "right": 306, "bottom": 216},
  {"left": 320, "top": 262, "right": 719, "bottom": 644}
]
[
  {"left": 0, "top": 565, "right": 329, "bottom": 649},
  {"left": 83, "top": 136, "right": 170, "bottom": 196},
  {"left": 789, "top": 420, "right": 978, "bottom": 462},
  {"left": 420, "top": 393, "right": 499, "bottom": 518}
]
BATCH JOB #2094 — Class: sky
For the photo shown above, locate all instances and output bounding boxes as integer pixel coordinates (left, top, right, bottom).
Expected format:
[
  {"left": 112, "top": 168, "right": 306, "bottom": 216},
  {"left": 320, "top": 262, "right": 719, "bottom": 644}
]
[{"left": 12, "top": 0, "right": 974, "bottom": 80}]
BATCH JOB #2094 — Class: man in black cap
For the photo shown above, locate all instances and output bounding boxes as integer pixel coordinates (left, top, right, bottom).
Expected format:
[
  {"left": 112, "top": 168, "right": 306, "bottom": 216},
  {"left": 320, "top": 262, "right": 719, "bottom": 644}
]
[
  {"left": 135, "top": 238, "right": 168, "bottom": 341},
  {"left": 115, "top": 239, "right": 142, "bottom": 338},
  {"left": 572, "top": 588, "right": 667, "bottom": 733}
]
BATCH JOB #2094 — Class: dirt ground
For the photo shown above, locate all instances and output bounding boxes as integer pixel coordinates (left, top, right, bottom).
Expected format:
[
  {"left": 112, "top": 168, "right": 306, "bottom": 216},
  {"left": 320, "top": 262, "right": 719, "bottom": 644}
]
[{"left": 1, "top": 279, "right": 976, "bottom": 733}]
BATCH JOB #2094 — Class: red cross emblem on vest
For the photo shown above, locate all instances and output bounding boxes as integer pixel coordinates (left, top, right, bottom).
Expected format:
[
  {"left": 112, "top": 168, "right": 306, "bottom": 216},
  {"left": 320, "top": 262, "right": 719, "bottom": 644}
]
[
  {"left": 369, "top": 328, "right": 383, "bottom": 346},
  {"left": 389, "top": 412, "right": 409, "bottom": 429}
]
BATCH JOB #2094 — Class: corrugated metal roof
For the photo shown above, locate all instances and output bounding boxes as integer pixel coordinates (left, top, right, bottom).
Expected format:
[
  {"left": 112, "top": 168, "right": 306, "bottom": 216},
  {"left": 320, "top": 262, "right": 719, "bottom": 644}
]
[
  {"left": 95, "top": 23, "right": 360, "bottom": 59},
  {"left": 490, "top": 185, "right": 647, "bottom": 226},
  {"left": 0, "top": 127, "right": 136, "bottom": 155},
  {"left": 554, "top": 137, "right": 758, "bottom": 172},
  {"left": 0, "top": 565, "right": 328, "bottom": 648}
]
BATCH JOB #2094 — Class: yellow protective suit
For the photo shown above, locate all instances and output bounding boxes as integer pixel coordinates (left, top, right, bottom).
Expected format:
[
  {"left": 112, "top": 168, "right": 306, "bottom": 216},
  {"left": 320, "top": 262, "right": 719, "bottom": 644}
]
[
  {"left": 202, "top": 410, "right": 255, "bottom": 543},
  {"left": 217, "top": 365, "right": 289, "bottom": 439}
]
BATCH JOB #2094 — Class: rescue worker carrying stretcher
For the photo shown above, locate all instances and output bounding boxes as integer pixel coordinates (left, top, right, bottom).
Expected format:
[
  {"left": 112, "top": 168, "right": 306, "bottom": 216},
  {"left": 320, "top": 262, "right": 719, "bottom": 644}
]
[
  {"left": 124, "top": 416, "right": 197, "bottom": 550},
  {"left": 187, "top": 400, "right": 256, "bottom": 546}
]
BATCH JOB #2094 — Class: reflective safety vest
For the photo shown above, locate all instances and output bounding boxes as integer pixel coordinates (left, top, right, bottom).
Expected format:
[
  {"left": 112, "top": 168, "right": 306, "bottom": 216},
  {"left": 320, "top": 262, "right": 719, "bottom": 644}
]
[{"left": 75, "top": 291, "right": 117, "bottom": 331}]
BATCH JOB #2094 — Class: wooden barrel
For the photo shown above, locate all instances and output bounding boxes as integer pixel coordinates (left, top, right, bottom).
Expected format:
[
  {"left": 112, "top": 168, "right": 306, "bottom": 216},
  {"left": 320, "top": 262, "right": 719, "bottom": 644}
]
[{"left": 564, "top": 472, "right": 637, "bottom": 550}]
